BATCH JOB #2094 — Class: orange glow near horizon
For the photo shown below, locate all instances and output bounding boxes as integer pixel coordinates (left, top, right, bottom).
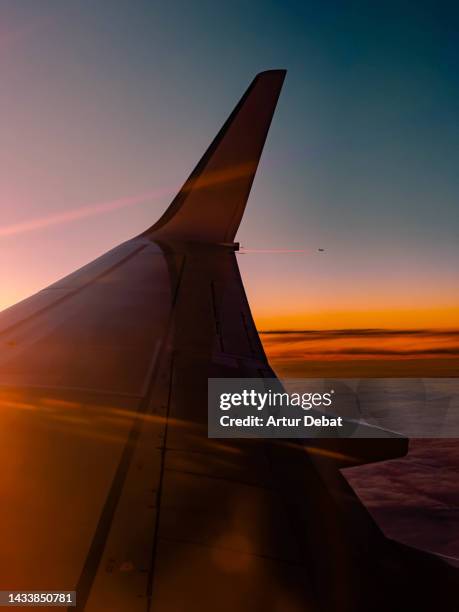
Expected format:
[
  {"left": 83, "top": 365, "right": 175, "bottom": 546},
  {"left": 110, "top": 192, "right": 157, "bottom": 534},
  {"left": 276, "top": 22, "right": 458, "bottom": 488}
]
[
  {"left": 253, "top": 306, "right": 459, "bottom": 331},
  {"left": 252, "top": 303, "right": 459, "bottom": 376}
]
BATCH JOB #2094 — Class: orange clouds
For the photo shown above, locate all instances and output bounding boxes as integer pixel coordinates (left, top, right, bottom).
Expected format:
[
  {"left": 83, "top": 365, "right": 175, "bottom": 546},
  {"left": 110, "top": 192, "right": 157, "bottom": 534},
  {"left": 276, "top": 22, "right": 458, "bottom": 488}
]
[{"left": 260, "top": 329, "right": 459, "bottom": 377}]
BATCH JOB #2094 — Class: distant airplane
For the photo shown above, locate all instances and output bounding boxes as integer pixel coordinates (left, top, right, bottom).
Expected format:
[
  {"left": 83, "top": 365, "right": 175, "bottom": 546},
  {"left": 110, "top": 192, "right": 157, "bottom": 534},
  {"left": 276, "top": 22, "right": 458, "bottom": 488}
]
[{"left": 0, "top": 71, "right": 456, "bottom": 611}]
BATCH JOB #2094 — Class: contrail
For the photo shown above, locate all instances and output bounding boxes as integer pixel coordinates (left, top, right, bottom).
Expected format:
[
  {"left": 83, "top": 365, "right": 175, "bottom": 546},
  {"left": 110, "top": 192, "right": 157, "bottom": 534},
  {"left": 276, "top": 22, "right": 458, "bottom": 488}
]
[
  {"left": 238, "top": 249, "right": 309, "bottom": 254},
  {"left": 0, "top": 163, "right": 261, "bottom": 238},
  {"left": 0, "top": 188, "right": 173, "bottom": 238}
]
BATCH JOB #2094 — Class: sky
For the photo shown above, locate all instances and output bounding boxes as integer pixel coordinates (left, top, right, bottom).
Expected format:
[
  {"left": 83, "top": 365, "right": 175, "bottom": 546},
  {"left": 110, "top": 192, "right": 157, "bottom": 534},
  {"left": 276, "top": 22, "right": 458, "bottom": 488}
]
[{"left": 1, "top": 0, "right": 458, "bottom": 332}]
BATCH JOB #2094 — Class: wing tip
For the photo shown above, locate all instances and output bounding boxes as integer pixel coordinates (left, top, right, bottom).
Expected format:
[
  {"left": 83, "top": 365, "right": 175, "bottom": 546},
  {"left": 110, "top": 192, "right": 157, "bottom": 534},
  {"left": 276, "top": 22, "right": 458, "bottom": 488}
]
[
  {"left": 143, "top": 70, "right": 286, "bottom": 243},
  {"left": 255, "top": 69, "right": 287, "bottom": 79}
]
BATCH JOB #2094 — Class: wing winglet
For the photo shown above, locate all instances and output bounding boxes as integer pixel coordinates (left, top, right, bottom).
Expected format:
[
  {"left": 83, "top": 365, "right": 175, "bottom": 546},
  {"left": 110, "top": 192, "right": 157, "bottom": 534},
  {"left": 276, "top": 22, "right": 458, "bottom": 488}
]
[{"left": 143, "top": 70, "right": 286, "bottom": 243}]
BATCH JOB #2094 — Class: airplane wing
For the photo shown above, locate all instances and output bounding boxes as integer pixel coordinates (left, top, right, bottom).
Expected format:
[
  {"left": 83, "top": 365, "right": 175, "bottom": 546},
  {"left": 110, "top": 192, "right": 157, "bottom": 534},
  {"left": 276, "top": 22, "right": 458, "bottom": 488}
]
[{"left": 0, "top": 71, "right": 456, "bottom": 611}]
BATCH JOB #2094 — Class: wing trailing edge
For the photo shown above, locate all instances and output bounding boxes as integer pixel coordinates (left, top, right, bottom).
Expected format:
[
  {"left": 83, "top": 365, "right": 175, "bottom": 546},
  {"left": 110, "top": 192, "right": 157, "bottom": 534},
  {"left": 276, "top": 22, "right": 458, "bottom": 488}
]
[{"left": 143, "top": 69, "right": 286, "bottom": 244}]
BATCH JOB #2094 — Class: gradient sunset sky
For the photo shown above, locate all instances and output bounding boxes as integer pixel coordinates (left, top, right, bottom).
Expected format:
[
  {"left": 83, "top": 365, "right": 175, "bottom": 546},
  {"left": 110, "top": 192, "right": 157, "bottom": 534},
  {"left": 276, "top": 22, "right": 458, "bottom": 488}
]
[{"left": 1, "top": 1, "right": 458, "bottom": 331}]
